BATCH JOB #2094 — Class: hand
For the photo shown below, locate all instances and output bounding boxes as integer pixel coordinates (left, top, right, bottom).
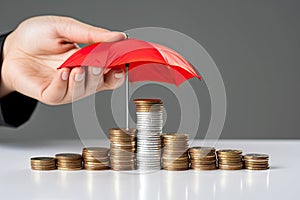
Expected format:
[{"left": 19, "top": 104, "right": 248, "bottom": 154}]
[{"left": 0, "top": 16, "right": 126, "bottom": 105}]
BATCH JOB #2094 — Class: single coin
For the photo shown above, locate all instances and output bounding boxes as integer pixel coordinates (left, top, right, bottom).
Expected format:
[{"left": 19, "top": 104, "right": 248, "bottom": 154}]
[
  {"left": 217, "top": 149, "right": 242, "bottom": 155},
  {"left": 31, "top": 157, "right": 55, "bottom": 162},
  {"left": 55, "top": 153, "right": 82, "bottom": 160},
  {"left": 245, "top": 166, "right": 269, "bottom": 170},
  {"left": 243, "top": 153, "right": 269, "bottom": 159},
  {"left": 134, "top": 99, "right": 162, "bottom": 104}
]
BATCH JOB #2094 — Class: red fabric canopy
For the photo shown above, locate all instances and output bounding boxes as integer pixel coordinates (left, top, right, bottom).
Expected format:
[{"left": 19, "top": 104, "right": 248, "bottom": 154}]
[{"left": 58, "top": 38, "right": 201, "bottom": 86}]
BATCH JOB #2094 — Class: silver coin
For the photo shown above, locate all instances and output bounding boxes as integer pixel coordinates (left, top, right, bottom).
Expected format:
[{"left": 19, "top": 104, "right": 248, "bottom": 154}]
[
  {"left": 137, "top": 162, "right": 161, "bottom": 165},
  {"left": 137, "top": 139, "right": 161, "bottom": 142},
  {"left": 136, "top": 112, "right": 163, "bottom": 115},
  {"left": 137, "top": 153, "right": 161, "bottom": 156}
]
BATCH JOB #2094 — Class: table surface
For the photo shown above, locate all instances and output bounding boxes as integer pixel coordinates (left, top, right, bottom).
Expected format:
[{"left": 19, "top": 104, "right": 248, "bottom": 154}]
[{"left": 0, "top": 139, "right": 298, "bottom": 200}]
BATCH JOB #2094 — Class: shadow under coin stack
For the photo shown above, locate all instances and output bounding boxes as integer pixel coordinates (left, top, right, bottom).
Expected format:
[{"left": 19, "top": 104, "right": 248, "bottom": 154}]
[
  {"left": 243, "top": 153, "right": 269, "bottom": 170},
  {"left": 82, "top": 147, "right": 109, "bottom": 170},
  {"left": 30, "top": 157, "right": 56, "bottom": 171},
  {"left": 162, "top": 134, "right": 189, "bottom": 171},
  {"left": 189, "top": 147, "right": 217, "bottom": 170},
  {"left": 134, "top": 99, "right": 163, "bottom": 171},
  {"left": 217, "top": 149, "right": 243, "bottom": 170},
  {"left": 55, "top": 153, "right": 82, "bottom": 170},
  {"left": 110, "top": 128, "right": 136, "bottom": 171}
]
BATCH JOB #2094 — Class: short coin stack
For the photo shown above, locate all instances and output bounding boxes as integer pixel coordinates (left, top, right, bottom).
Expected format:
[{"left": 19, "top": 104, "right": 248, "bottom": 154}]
[
  {"left": 134, "top": 99, "right": 163, "bottom": 170},
  {"left": 217, "top": 149, "right": 243, "bottom": 170},
  {"left": 110, "top": 128, "right": 136, "bottom": 170},
  {"left": 162, "top": 133, "right": 189, "bottom": 171},
  {"left": 189, "top": 147, "right": 217, "bottom": 170},
  {"left": 55, "top": 153, "right": 82, "bottom": 170},
  {"left": 30, "top": 157, "right": 56, "bottom": 171},
  {"left": 244, "top": 153, "right": 269, "bottom": 170},
  {"left": 82, "top": 147, "right": 109, "bottom": 170}
]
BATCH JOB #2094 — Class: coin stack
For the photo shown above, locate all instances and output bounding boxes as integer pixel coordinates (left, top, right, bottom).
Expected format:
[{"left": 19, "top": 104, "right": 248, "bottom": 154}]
[
  {"left": 244, "top": 153, "right": 269, "bottom": 170},
  {"left": 82, "top": 147, "right": 109, "bottom": 170},
  {"left": 134, "top": 99, "right": 163, "bottom": 170},
  {"left": 162, "top": 133, "right": 189, "bottom": 171},
  {"left": 55, "top": 153, "right": 82, "bottom": 170},
  {"left": 30, "top": 157, "right": 56, "bottom": 171},
  {"left": 189, "top": 147, "right": 217, "bottom": 170},
  {"left": 110, "top": 128, "right": 136, "bottom": 170},
  {"left": 217, "top": 149, "right": 243, "bottom": 170}
]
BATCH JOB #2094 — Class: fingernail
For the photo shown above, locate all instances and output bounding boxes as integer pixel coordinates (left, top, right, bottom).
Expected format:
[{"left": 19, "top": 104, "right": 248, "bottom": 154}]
[
  {"left": 122, "top": 32, "right": 129, "bottom": 39},
  {"left": 92, "top": 67, "right": 102, "bottom": 75},
  {"left": 114, "top": 71, "right": 123, "bottom": 79},
  {"left": 75, "top": 72, "right": 85, "bottom": 82},
  {"left": 62, "top": 71, "right": 69, "bottom": 81}
]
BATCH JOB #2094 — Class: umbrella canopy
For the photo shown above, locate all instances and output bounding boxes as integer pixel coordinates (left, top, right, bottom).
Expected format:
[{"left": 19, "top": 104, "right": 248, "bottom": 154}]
[{"left": 58, "top": 38, "right": 201, "bottom": 86}]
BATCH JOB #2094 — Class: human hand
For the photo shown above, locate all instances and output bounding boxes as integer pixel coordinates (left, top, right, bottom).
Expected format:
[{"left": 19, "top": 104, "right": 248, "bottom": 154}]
[{"left": 0, "top": 16, "right": 126, "bottom": 105}]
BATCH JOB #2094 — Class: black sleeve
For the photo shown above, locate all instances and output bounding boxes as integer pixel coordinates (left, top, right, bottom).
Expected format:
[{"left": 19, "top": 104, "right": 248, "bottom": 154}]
[{"left": 0, "top": 32, "right": 38, "bottom": 127}]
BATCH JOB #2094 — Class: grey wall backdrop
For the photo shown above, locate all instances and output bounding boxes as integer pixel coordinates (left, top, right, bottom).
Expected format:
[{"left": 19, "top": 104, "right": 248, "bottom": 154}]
[{"left": 0, "top": 0, "right": 299, "bottom": 139}]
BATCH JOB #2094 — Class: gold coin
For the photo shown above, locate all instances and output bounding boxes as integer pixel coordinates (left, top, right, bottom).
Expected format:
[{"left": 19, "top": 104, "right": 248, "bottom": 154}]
[
  {"left": 245, "top": 166, "right": 269, "bottom": 170},
  {"left": 31, "top": 167, "right": 56, "bottom": 171},
  {"left": 191, "top": 165, "right": 217, "bottom": 170},
  {"left": 243, "top": 153, "right": 269, "bottom": 160},
  {"left": 55, "top": 153, "right": 82, "bottom": 160},
  {"left": 217, "top": 149, "right": 242, "bottom": 155},
  {"left": 190, "top": 146, "right": 216, "bottom": 152},
  {"left": 134, "top": 99, "right": 162, "bottom": 104},
  {"left": 57, "top": 167, "right": 82, "bottom": 171},
  {"left": 218, "top": 164, "right": 243, "bottom": 170},
  {"left": 84, "top": 166, "right": 109, "bottom": 170},
  {"left": 31, "top": 157, "right": 55, "bottom": 162},
  {"left": 82, "top": 147, "right": 109, "bottom": 153},
  {"left": 163, "top": 166, "right": 189, "bottom": 171}
]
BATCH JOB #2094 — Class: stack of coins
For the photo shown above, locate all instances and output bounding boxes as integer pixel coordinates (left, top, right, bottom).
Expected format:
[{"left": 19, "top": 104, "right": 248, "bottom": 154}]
[
  {"left": 217, "top": 149, "right": 243, "bottom": 170},
  {"left": 110, "top": 128, "right": 136, "bottom": 170},
  {"left": 134, "top": 99, "right": 163, "bottom": 170},
  {"left": 30, "top": 157, "right": 56, "bottom": 171},
  {"left": 189, "top": 147, "right": 217, "bottom": 170},
  {"left": 55, "top": 153, "right": 82, "bottom": 170},
  {"left": 82, "top": 147, "right": 109, "bottom": 170},
  {"left": 162, "top": 133, "right": 189, "bottom": 171},
  {"left": 244, "top": 153, "right": 269, "bottom": 170}
]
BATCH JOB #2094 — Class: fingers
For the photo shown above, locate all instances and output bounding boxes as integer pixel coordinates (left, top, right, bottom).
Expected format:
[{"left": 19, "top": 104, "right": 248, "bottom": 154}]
[
  {"left": 67, "top": 67, "right": 86, "bottom": 101},
  {"left": 55, "top": 17, "right": 127, "bottom": 44},
  {"left": 40, "top": 68, "right": 70, "bottom": 105},
  {"left": 102, "top": 69, "right": 125, "bottom": 90},
  {"left": 42, "top": 66, "right": 125, "bottom": 105},
  {"left": 85, "top": 67, "right": 104, "bottom": 95}
]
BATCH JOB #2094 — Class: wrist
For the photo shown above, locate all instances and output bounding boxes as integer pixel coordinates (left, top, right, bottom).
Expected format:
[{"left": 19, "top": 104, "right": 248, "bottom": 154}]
[{"left": 0, "top": 32, "right": 14, "bottom": 98}]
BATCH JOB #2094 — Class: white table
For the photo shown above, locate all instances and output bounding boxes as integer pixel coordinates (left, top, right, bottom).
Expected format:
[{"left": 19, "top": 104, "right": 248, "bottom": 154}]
[{"left": 0, "top": 139, "right": 298, "bottom": 200}]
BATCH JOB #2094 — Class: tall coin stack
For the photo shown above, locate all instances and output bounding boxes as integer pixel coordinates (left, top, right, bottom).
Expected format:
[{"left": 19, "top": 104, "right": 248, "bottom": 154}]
[
  {"left": 189, "top": 147, "right": 217, "bottom": 170},
  {"left": 217, "top": 149, "right": 243, "bottom": 170},
  {"left": 243, "top": 153, "right": 269, "bottom": 170},
  {"left": 30, "top": 157, "right": 56, "bottom": 171},
  {"left": 110, "top": 128, "right": 136, "bottom": 171},
  {"left": 82, "top": 147, "right": 109, "bottom": 170},
  {"left": 134, "top": 99, "right": 163, "bottom": 170},
  {"left": 162, "top": 133, "right": 189, "bottom": 171},
  {"left": 55, "top": 153, "right": 82, "bottom": 170}
]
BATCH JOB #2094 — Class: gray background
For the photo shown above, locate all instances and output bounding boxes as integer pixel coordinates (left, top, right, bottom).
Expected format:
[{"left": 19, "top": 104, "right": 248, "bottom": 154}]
[{"left": 0, "top": 0, "right": 299, "bottom": 140}]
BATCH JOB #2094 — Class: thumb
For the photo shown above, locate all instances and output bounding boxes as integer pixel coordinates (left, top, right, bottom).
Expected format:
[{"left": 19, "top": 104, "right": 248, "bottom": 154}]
[{"left": 55, "top": 17, "right": 127, "bottom": 44}]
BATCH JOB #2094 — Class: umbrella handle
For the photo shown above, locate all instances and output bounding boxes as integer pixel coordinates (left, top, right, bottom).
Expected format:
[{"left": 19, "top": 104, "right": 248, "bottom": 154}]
[{"left": 125, "top": 63, "right": 130, "bottom": 130}]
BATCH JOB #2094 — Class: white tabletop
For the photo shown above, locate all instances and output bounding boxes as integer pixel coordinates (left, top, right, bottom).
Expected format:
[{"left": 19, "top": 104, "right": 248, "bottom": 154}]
[{"left": 0, "top": 139, "right": 298, "bottom": 200}]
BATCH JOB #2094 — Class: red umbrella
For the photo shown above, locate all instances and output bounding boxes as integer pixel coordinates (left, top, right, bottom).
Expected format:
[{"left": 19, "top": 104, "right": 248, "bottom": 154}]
[{"left": 58, "top": 38, "right": 202, "bottom": 128}]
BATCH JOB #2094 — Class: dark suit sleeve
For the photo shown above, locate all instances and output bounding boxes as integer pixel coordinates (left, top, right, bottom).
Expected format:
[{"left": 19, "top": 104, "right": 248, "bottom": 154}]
[{"left": 0, "top": 32, "right": 38, "bottom": 127}]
